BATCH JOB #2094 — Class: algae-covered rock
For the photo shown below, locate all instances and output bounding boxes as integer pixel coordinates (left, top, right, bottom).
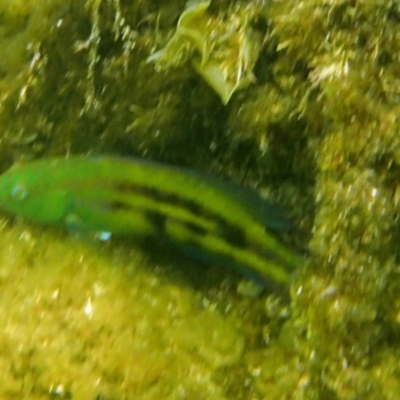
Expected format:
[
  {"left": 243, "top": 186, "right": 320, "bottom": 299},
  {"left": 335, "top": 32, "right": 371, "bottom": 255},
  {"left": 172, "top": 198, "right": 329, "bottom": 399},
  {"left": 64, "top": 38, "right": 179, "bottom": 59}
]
[
  {"left": 263, "top": 1, "right": 400, "bottom": 398},
  {"left": 0, "top": 221, "right": 244, "bottom": 399}
]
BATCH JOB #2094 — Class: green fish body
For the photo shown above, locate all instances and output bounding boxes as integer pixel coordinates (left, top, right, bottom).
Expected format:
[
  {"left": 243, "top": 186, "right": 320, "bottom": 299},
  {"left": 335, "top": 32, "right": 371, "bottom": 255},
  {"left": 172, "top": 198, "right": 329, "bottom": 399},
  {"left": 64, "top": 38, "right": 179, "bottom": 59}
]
[{"left": 0, "top": 157, "right": 301, "bottom": 283}]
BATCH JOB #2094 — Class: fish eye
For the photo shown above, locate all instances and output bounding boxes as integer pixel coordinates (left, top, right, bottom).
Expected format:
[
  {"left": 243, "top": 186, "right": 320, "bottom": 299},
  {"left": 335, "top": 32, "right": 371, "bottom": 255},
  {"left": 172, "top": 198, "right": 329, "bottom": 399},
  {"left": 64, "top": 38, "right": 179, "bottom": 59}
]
[{"left": 11, "top": 183, "right": 28, "bottom": 201}]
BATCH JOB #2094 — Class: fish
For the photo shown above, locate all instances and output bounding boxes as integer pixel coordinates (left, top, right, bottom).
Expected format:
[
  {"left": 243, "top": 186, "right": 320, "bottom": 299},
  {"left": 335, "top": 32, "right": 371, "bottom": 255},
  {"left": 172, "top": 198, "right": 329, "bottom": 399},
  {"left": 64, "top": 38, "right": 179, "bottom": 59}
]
[{"left": 0, "top": 156, "right": 302, "bottom": 284}]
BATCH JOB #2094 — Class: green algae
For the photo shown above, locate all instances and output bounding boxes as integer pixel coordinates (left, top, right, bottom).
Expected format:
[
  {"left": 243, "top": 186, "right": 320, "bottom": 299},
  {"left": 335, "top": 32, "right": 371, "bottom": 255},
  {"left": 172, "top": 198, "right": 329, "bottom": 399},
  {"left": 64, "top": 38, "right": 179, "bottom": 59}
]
[
  {"left": 0, "top": 0, "right": 400, "bottom": 399},
  {"left": 0, "top": 220, "right": 245, "bottom": 399}
]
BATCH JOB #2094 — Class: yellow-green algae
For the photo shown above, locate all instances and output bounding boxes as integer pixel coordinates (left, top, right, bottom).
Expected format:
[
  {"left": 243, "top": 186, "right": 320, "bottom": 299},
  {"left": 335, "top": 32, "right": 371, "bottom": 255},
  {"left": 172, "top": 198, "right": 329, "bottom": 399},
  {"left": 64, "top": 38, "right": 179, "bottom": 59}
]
[
  {"left": 0, "top": 220, "right": 244, "bottom": 399},
  {"left": 1, "top": 0, "right": 400, "bottom": 399}
]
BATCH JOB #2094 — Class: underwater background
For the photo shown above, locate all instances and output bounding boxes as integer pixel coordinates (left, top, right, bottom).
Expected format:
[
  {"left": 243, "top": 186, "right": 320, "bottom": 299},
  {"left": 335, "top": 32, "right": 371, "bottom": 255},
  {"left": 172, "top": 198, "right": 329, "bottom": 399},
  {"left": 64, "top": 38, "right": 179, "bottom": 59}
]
[{"left": 0, "top": 0, "right": 400, "bottom": 398}]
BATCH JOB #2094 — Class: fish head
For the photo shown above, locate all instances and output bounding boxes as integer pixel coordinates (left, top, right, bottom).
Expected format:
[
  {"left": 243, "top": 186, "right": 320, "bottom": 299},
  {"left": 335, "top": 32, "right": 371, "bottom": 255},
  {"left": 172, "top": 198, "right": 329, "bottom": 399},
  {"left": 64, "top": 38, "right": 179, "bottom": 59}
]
[{"left": 0, "top": 161, "right": 71, "bottom": 225}]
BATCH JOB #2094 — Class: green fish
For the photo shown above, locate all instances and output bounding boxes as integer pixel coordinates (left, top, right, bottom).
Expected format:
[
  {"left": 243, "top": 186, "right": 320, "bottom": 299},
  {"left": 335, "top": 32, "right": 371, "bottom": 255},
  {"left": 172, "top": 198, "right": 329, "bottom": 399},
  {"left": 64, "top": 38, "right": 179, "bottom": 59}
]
[{"left": 0, "top": 157, "right": 302, "bottom": 284}]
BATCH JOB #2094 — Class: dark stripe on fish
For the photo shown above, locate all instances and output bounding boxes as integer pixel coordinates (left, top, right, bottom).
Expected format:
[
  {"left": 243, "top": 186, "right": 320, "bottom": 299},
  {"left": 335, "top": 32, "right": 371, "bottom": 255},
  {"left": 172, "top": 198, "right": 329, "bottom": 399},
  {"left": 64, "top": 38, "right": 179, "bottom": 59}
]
[{"left": 111, "top": 182, "right": 250, "bottom": 248}]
